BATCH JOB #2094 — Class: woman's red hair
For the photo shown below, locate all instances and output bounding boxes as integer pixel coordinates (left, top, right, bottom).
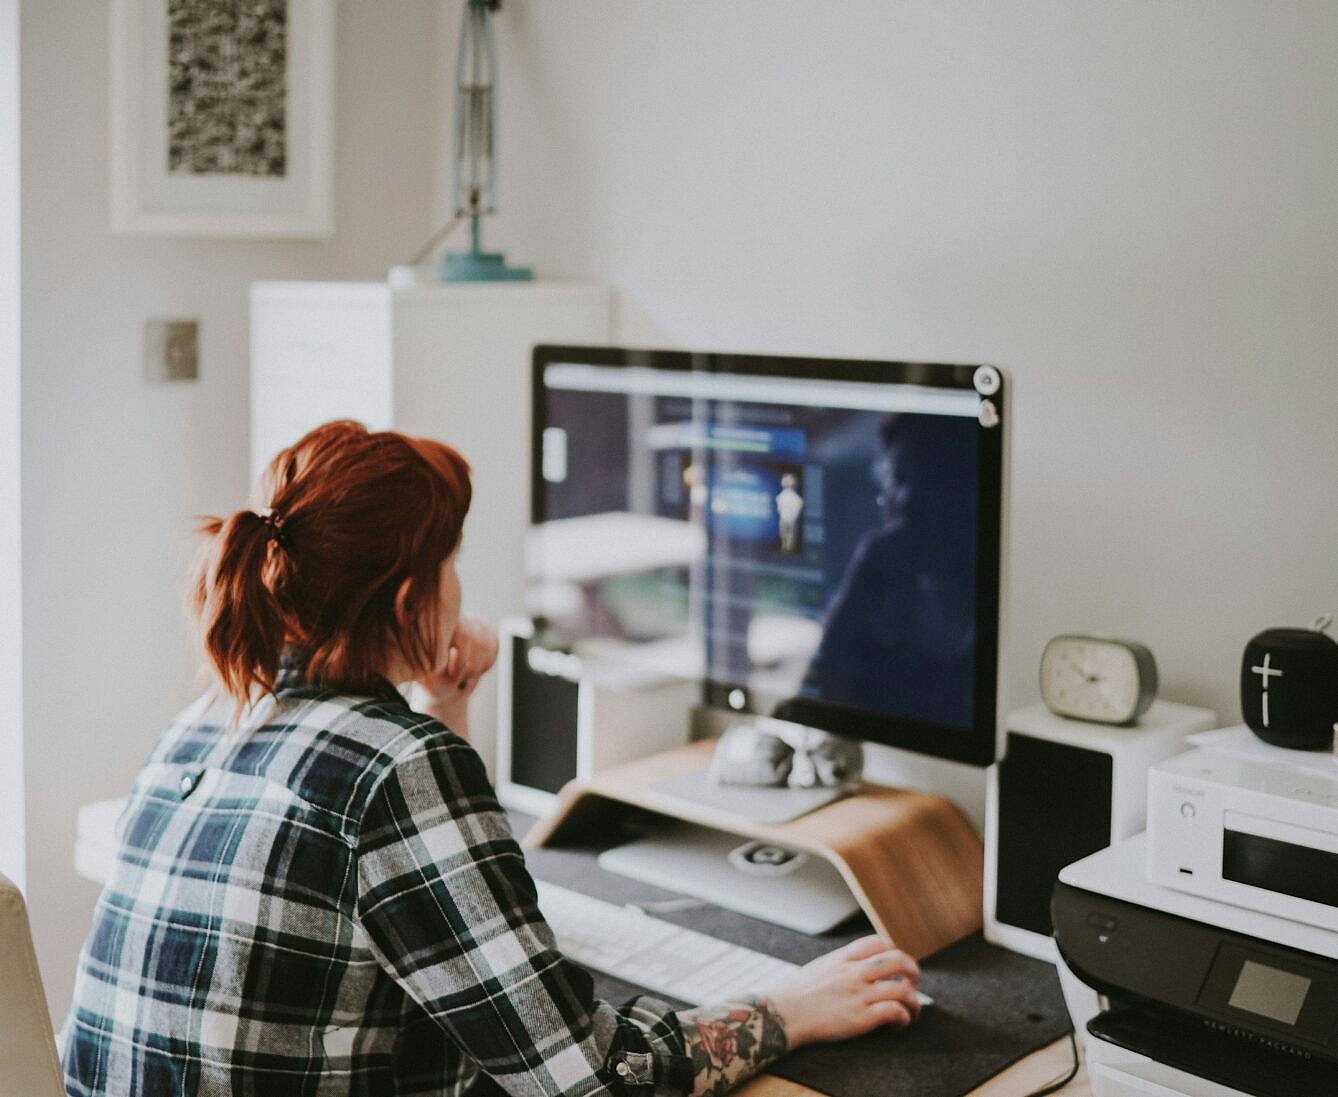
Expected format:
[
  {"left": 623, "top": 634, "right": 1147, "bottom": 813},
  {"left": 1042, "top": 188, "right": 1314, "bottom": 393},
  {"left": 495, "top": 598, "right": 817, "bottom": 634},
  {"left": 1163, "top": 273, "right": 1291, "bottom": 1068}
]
[{"left": 191, "top": 420, "right": 471, "bottom": 709}]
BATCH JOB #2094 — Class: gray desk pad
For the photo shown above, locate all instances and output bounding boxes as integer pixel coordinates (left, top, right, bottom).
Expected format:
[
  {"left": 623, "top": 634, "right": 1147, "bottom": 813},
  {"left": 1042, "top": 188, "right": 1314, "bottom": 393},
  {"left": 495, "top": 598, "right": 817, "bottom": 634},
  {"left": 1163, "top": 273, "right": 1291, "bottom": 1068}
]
[{"left": 514, "top": 812, "right": 1073, "bottom": 1097}]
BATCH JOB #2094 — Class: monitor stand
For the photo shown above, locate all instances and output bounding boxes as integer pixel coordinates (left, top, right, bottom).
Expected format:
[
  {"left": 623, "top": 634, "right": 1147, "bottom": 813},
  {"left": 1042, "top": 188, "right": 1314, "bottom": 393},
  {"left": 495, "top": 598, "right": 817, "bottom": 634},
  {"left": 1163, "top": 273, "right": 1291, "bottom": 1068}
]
[
  {"left": 523, "top": 740, "right": 985, "bottom": 959},
  {"left": 649, "top": 768, "right": 846, "bottom": 826},
  {"left": 599, "top": 728, "right": 855, "bottom": 925},
  {"left": 597, "top": 820, "right": 862, "bottom": 934}
]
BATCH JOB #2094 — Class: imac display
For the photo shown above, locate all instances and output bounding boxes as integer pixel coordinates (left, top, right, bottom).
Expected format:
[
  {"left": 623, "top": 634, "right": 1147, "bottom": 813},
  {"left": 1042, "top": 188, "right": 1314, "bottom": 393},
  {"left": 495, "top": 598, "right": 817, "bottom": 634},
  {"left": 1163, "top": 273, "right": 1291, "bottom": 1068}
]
[{"left": 527, "top": 347, "right": 1006, "bottom": 766}]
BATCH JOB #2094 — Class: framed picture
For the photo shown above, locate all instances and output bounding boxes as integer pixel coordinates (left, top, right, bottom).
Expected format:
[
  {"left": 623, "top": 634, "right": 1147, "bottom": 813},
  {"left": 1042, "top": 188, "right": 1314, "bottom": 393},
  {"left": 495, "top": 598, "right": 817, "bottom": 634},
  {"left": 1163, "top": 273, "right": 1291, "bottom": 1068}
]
[{"left": 110, "top": 0, "right": 334, "bottom": 238}]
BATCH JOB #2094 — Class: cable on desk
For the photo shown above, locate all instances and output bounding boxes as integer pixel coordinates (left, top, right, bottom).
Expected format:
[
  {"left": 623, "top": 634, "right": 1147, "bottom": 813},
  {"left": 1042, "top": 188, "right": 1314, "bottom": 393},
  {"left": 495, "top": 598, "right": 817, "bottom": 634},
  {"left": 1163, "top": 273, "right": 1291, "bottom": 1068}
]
[{"left": 1020, "top": 1029, "right": 1079, "bottom": 1097}]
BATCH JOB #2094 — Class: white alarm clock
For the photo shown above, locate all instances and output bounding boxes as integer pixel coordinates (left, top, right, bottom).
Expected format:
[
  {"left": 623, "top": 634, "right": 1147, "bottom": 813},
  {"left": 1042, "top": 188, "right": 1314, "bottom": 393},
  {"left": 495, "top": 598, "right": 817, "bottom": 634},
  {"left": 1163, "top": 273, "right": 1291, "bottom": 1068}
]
[{"left": 1039, "top": 634, "right": 1158, "bottom": 725}]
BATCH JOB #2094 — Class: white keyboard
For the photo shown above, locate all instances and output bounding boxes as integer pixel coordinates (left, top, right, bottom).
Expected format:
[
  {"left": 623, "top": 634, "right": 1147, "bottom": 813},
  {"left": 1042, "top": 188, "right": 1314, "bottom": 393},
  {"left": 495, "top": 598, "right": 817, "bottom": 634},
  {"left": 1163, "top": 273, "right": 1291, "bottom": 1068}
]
[
  {"left": 536, "top": 879, "right": 799, "bottom": 1004},
  {"left": 535, "top": 879, "right": 931, "bottom": 1008}
]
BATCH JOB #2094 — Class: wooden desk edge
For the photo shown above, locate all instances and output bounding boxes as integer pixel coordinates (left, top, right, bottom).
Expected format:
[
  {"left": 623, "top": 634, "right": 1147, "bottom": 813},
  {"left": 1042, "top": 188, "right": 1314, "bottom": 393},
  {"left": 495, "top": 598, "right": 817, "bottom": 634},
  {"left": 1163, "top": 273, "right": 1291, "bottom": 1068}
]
[{"left": 736, "top": 1035, "right": 1090, "bottom": 1096}]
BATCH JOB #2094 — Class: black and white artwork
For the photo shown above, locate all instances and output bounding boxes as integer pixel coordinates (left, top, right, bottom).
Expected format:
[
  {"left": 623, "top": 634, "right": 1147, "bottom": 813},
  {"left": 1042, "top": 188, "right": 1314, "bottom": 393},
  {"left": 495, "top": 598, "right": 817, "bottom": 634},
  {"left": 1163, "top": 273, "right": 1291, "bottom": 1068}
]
[
  {"left": 111, "top": 0, "right": 332, "bottom": 236},
  {"left": 167, "top": 0, "right": 288, "bottom": 177}
]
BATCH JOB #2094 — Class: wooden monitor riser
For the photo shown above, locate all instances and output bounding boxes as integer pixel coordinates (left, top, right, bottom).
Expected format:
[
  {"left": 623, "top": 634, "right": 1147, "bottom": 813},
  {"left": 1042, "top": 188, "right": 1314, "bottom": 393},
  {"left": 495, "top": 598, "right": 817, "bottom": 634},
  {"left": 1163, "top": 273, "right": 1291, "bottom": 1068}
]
[{"left": 523, "top": 740, "right": 984, "bottom": 960}]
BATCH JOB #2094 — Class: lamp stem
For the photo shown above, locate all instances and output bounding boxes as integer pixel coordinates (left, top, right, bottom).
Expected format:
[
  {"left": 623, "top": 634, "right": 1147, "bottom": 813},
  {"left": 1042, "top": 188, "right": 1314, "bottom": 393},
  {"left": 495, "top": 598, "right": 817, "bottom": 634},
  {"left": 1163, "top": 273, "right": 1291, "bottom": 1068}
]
[{"left": 437, "top": 0, "right": 531, "bottom": 281}]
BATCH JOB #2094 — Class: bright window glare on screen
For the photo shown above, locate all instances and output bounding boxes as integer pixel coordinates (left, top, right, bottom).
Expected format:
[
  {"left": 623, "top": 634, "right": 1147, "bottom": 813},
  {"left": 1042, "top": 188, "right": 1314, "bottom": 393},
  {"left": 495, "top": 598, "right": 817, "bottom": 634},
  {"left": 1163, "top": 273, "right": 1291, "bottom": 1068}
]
[{"left": 543, "top": 363, "right": 980, "bottom": 418}]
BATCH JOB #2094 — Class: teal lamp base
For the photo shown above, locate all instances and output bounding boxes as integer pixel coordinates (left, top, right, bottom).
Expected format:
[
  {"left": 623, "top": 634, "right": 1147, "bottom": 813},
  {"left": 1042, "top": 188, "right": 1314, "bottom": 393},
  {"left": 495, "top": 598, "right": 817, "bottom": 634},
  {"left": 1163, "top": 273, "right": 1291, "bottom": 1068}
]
[{"left": 438, "top": 250, "right": 533, "bottom": 282}]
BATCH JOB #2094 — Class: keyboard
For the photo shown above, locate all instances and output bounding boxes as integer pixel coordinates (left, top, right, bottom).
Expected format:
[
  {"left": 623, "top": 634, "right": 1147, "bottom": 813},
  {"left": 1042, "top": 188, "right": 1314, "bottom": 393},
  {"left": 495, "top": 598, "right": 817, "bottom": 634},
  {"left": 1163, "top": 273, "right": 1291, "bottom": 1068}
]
[{"left": 535, "top": 879, "right": 931, "bottom": 1008}]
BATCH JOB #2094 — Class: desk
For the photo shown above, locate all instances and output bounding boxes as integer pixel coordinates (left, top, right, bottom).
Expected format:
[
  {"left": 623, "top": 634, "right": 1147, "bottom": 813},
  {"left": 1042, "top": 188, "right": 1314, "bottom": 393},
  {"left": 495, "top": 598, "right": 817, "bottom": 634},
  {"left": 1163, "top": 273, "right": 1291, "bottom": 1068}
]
[
  {"left": 74, "top": 797, "right": 1091, "bottom": 1095},
  {"left": 735, "top": 1036, "right": 1091, "bottom": 1096}
]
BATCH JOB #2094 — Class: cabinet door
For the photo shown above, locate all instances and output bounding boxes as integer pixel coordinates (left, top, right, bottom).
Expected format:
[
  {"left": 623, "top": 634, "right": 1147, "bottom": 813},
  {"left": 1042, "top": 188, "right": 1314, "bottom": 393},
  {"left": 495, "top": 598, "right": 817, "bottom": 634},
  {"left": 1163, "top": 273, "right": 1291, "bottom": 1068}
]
[{"left": 250, "top": 284, "right": 392, "bottom": 480}]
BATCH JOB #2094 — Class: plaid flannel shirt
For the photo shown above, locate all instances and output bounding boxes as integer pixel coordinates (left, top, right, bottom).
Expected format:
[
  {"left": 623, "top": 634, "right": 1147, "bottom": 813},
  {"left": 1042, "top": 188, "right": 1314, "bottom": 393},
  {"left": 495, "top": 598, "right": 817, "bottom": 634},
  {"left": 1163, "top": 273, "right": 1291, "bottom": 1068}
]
[{"left": 60, "top": 658, "right": 694, "bottom": 1096}]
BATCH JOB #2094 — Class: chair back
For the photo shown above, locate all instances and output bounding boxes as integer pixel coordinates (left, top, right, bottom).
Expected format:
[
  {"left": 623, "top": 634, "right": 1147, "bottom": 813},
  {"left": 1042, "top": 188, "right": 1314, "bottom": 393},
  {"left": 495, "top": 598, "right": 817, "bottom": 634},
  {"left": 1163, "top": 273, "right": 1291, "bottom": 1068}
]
[{"left": 0, "top": 872, "right": 64, "bottom": 1097}]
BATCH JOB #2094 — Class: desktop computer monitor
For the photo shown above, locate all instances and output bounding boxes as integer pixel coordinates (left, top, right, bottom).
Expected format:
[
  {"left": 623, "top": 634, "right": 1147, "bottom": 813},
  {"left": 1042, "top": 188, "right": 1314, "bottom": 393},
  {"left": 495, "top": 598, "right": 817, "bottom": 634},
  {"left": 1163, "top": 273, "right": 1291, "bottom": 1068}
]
[{"left": 526, "top": 346, "right": 1008, "bottom": 768}]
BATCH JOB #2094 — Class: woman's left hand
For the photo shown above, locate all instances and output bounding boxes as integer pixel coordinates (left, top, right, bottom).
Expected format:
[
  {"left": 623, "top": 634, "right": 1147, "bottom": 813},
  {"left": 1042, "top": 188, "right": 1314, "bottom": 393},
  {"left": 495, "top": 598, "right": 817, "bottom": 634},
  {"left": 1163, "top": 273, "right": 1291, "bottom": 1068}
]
[{"left": 415, "top": 614, "right": 499, "bottom": 738}]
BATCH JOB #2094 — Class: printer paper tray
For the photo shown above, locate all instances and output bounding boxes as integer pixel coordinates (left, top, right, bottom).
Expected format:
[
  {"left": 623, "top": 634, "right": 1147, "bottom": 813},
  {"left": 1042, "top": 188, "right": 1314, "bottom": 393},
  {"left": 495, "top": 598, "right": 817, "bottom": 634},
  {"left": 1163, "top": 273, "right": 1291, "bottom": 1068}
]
[{"left": 1089, "top": 1004, "right": 1338, "bottom": 1097}]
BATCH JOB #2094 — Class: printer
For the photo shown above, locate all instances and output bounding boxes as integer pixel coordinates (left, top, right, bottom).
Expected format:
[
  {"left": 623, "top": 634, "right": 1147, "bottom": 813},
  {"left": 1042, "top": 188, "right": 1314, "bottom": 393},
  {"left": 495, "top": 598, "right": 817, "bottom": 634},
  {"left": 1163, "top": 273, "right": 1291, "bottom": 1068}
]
[
  {"left": 1053, "top": 727, "right": 1338, "bottom": 1096},
  {"left": 1054, "top": 831, "right": 1338, "bottom": 1097}
]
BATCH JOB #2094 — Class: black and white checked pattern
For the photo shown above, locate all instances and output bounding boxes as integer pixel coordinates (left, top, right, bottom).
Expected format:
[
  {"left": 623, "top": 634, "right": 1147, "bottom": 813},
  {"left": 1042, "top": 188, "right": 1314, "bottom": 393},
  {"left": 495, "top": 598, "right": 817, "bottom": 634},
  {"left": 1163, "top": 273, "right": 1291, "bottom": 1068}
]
[{"left": 60, "top": 656, "right": 693, "bottom": 1096}]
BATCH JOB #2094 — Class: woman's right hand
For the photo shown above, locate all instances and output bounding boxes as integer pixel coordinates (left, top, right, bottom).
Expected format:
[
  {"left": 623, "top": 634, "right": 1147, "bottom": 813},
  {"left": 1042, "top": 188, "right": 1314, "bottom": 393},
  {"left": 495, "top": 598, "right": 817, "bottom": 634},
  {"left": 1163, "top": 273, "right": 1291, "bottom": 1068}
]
[
  {"left": 413, "top": 614, "right": 499, "bottom": 739},
  {"left": 766, "top": 935, "right": 922, "bottom": 1048}
]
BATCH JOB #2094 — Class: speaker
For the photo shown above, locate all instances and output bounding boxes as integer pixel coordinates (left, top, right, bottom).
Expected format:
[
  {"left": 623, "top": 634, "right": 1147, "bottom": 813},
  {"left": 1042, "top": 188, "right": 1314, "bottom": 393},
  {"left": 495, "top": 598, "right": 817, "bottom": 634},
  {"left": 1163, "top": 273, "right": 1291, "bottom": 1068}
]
[
  {"left": 1240, "top": 625, "right": 1338, "bottom": 750},
  {"left": 984, "top": 700, "right": 1216, "bottom": 960},
  {"left": 495, "top": 618, "right": 698, "bottom": 816}
]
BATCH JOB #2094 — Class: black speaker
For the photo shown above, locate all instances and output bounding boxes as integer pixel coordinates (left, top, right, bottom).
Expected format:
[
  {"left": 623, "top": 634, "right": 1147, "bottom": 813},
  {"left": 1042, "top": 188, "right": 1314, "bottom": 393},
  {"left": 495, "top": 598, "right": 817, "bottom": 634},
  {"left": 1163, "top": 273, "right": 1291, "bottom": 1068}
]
[
  {"left": 1240, "top": 625, "right": 1338, "bottom": 750},
  {"left": 994, "top": 734, "right": 1112, "bottom": 939},
  {"left": 985, "top": 701, "right": 1215, "bottom": 960},
  {"left": 495, "top": 618, "right": 696, "bottom": 815},
  {"left": 507, "top": 633, "right": 582, "bottom": 797}
]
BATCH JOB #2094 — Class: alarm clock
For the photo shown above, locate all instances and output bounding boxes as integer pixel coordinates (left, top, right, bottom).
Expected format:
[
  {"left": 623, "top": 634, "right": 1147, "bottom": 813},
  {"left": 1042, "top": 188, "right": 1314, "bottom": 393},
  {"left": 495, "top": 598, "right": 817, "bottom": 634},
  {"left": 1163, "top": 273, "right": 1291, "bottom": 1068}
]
[
  {"left": 1039, "top": 634, "right": 1158, "bottom": 725},
  {"left": 1240, "top": 619, "right": 1338, "bottom": 750}
]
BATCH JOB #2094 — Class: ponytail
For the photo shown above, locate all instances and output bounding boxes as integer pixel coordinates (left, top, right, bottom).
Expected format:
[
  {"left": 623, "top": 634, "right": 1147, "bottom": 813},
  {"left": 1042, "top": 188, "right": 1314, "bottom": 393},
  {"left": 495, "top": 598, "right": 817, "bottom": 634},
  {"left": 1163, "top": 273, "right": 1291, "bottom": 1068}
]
[{"left": 192, "top": 510, "right": 293, "bottom": 708}]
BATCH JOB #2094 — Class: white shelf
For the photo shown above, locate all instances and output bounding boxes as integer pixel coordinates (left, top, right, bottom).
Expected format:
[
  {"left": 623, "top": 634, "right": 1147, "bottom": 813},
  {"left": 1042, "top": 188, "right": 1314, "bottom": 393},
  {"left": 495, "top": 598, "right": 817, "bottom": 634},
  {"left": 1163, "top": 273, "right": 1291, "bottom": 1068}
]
[{"left": 1189, "top": 724, "right": 1338, "bottom": 777}]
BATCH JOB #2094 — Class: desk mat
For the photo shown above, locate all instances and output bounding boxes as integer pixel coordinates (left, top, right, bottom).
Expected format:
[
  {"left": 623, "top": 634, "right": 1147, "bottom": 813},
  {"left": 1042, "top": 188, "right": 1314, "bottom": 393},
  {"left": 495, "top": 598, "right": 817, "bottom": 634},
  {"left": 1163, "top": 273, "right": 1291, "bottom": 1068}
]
[{"left": 516, "top": 815, "right": 1072, "bottom": 1097}]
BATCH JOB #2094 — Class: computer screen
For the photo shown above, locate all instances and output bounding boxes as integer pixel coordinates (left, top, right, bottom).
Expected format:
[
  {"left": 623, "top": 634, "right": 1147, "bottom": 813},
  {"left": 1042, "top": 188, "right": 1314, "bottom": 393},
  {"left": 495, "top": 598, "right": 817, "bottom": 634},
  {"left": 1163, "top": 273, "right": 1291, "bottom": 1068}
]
[{"left": 527, "top": 346, "right": 1007, "bottom": 766}]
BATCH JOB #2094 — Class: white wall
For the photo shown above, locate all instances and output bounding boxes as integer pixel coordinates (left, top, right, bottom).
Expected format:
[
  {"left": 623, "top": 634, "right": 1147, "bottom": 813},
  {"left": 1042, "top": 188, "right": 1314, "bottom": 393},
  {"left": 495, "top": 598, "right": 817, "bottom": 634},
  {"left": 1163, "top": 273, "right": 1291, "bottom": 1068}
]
[
  {"left": 0, "top": 0, "right": 22, "bottom": 891},
  {"left": 20, "top": 1, "right": 447, "bottom": 1017},
  {"left": 486, "top": 1, "right": 1338, "bottom": 804}
]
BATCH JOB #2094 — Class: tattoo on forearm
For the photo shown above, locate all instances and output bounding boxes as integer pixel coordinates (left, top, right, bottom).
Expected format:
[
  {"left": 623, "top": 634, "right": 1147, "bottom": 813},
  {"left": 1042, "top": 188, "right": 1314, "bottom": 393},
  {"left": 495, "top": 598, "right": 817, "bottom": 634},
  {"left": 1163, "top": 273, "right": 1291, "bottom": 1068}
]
[{"left": 680, "top": 996, "right": 788, "bottom": 1097}]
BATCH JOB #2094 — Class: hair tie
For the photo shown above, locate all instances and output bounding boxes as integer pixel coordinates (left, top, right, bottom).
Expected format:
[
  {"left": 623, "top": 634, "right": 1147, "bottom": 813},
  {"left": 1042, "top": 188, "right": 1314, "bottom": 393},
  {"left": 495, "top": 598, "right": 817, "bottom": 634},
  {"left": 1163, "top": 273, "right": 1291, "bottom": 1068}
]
[{"left": 258, "top": 508, "right": 288, "bottom": 549}]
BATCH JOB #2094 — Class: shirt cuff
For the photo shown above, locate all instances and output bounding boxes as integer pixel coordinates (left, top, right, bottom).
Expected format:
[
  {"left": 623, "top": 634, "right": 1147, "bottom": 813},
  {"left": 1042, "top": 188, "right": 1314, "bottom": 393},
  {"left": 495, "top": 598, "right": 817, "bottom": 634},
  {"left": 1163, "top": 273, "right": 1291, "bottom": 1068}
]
[{"left": 614, "top": 996, "right": 695, "bottom": 1096}]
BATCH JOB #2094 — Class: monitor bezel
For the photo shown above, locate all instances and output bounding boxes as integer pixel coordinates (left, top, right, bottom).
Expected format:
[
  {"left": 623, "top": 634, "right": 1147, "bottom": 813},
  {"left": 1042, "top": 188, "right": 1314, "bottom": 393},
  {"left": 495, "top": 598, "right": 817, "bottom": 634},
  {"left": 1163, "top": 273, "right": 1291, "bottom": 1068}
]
[{"left": 530, "top": 344, "right": 1006, "bottom": 767}]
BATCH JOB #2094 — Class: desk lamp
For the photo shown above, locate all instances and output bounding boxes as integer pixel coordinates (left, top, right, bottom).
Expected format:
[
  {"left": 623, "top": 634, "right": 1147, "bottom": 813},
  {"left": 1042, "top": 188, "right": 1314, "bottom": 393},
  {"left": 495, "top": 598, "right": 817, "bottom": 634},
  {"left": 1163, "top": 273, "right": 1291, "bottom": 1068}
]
[{"left": 439, "top": 0, "right": 531, "bottom": 282}]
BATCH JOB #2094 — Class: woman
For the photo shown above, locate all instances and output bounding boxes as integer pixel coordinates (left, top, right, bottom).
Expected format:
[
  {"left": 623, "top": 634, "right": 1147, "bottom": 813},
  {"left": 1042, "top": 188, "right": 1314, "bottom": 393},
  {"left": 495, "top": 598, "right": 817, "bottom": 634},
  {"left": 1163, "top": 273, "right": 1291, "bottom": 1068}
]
[{"left": 61, "top": 420, "right": 922, "bottom": 1096}]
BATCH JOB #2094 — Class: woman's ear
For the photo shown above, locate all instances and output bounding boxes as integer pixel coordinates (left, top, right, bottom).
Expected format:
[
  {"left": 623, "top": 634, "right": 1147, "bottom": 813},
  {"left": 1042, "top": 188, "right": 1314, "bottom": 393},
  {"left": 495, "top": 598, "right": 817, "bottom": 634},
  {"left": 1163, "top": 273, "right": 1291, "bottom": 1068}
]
[
  {"left": 394, "top": 576, "right": 413, "bottom": 626},
  {"left": 390, "top": 575, "right": 443, "bottom": 681},
  {"left": 387, "top": 577, "right": 419, "bottom": 675}
]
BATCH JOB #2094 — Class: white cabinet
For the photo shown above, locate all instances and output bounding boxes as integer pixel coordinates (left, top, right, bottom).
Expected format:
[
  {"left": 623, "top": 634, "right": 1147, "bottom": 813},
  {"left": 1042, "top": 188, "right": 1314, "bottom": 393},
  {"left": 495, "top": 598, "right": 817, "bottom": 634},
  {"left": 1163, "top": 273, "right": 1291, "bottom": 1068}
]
[{"left": 250, "top": 280, "right": 611, "bottom": 770}]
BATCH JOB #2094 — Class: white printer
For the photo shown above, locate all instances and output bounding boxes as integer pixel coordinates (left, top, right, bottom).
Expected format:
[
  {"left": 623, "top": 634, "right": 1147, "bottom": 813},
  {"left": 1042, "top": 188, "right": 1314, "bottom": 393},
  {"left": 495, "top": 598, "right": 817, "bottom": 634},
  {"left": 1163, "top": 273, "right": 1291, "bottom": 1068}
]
[{"left": 1054, "top": 832, "right": 1338, "bottom": 1097}]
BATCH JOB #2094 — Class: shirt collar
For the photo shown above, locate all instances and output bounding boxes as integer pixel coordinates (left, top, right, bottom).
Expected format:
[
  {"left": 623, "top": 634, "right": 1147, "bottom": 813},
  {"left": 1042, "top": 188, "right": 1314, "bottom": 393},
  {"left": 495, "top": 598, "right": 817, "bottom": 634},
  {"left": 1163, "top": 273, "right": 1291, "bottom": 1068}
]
[{"left": 274, "top": 646, "right": 404, "bottom": 704}]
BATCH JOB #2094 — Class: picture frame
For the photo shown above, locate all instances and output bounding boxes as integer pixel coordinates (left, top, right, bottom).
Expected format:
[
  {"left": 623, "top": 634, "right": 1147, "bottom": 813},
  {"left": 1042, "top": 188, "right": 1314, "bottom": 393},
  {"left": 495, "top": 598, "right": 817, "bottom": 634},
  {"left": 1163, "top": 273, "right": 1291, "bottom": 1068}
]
[{"left": 109, "top": 0, "right": 335, "bottom": 238}]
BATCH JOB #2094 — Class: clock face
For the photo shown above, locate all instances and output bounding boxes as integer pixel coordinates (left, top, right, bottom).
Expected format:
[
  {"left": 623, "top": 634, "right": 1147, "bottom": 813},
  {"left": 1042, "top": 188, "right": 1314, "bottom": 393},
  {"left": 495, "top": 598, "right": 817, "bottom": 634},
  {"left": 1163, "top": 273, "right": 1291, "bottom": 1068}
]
[{"left": 1040, "top": 636, "right": 1154, "bottom": 724}]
